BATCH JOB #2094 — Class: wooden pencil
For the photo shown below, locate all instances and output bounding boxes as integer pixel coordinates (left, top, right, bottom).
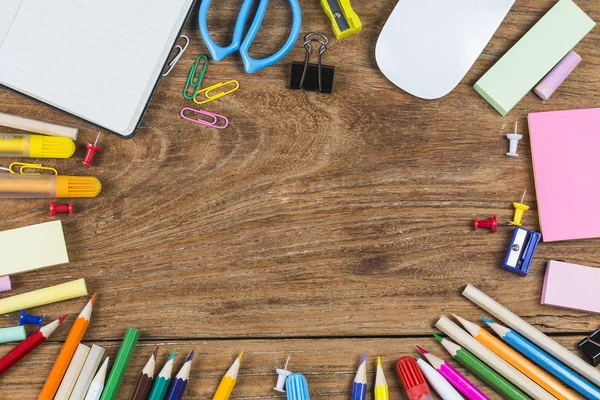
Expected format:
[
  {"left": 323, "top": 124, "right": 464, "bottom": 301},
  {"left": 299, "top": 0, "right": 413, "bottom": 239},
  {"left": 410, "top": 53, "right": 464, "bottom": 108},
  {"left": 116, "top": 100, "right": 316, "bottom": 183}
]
[
  {"left": 84, "top": 357, "right": 109, "bottom": 400},
  {"left": 100, "top": 327, "right": 140, "bottom": 400},
  {"left": 374, "top": 357, "right": 389, "bottom": 400},
  {"left": 165, "top": 350, "right": 194, "bottom": 400},
  {"left": 131, "top": 347, "right": 159, "bottom": 400},
  {"left": 55, "top": 343, "right": 91, "bottom": 400},
  {"left": 455, "top": 314, "right": 581, "bottom": 400},
  {"left": 0, "top": 315, "right": 68, "bottom": 375},
  {"left": 213, "top": 350, "right": 243, "bottom": 400},
  {"left": 436, "top": 315, "right": 553, "bottom": 400},
  {"left": 148, "top": 349, "right": 177, "bottom": 400},
  {"left": 39, "top": 295, "right": 96, "bottom": 400},
  {"left": 70, "top": 344, "right": 106, "bottom": 400}
]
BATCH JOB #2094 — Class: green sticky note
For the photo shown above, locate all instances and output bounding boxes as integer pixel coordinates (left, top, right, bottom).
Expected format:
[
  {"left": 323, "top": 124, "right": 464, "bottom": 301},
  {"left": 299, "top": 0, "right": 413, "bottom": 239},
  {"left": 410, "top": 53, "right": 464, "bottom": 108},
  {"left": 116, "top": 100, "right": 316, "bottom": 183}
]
[
  {"left": 475, "top": 0, "right": 595, "bottom": 115},
  {"left": 100, "top": 328, "right": 140, "bottom": 400}
]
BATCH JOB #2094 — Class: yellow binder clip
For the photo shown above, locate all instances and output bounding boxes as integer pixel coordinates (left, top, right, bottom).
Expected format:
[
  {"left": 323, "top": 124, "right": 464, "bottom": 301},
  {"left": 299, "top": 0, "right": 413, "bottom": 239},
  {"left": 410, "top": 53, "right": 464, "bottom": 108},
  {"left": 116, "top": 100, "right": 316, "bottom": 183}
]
[
  {"left": 320, "top": 0, "right": 362, "bottom": 40},
  {"left": 193, "top": 80, "right": 239, "bottom": 105},
  {"left": 8, "top": 162, "right": 58, "bottom": 175}
]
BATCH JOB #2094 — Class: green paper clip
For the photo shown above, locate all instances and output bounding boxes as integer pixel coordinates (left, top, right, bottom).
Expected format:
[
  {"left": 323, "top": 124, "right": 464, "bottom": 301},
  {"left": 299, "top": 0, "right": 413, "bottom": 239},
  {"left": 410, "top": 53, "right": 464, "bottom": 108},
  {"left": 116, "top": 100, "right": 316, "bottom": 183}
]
[{"left": 183, "top": 55, "right": 209, "bottom": 100}]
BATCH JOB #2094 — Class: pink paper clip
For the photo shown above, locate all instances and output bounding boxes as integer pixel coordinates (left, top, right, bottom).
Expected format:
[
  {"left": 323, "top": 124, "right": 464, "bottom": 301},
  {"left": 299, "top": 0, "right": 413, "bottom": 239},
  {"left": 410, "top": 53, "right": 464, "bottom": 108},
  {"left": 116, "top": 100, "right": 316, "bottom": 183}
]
[{"left": 180, "top": 107, "right": 229, "bottom": 129}]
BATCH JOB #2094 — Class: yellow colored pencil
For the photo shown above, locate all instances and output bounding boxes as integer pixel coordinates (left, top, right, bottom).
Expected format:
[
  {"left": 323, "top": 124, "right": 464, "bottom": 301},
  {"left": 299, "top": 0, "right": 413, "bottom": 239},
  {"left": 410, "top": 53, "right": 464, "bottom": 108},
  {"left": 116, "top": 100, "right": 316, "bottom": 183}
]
[
  {"left": 374, "top": 357, "right": 389, "bottom": 400},
  {"left": 39, "top": 294, "right": 96, "bottom": 400},
  {"left": 213, "top": 351, "right": 243, "bottom": 400},
  {"left": 454, "top": 314, "right": 582, "bottom": 400}
]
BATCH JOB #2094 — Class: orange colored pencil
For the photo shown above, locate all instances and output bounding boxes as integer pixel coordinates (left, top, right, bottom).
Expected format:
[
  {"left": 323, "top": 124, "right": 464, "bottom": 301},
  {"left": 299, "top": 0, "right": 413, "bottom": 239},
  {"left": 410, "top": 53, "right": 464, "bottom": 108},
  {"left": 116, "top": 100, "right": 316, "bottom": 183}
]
[
  {"left": 38, "top": 294, "right": 96, "bottom": 400},
  {"left": 454, "top": 314, "right": 582, "bottom": 400}
]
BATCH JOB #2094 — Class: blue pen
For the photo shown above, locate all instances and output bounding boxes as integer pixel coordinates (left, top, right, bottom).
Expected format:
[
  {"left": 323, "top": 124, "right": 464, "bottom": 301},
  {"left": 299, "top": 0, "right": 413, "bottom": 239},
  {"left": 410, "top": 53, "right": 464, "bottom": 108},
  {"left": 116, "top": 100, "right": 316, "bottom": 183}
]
[
  {"left": 351, "top": 352, "right": 367, "bottom": 400},
  {"left": 483, "top": 317, "right": 600, "bottom": 399}
]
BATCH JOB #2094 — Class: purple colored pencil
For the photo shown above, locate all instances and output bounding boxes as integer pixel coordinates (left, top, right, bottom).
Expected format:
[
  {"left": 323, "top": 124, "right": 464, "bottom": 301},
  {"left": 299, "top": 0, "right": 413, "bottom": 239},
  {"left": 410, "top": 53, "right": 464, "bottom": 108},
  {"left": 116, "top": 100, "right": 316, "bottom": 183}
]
[
  {"left": 417, "top": 346, "right": 490, "bottom": 400},
  {"left": 165, "top": 350, "right": 194, "bottom": 400}
]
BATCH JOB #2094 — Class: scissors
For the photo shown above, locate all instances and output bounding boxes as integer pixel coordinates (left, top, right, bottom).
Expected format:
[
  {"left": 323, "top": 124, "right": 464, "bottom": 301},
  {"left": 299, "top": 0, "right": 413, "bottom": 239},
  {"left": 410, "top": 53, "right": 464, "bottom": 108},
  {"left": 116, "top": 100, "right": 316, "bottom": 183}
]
[{"left": 199, "top": 0, "right": 302, "bottom": 74}]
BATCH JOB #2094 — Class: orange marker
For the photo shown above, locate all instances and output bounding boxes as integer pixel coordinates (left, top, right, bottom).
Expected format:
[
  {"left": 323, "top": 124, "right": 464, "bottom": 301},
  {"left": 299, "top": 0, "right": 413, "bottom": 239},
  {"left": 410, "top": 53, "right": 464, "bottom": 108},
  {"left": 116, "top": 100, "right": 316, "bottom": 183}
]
[
  {"left": 38, "top": 294, "right": 96, "bottom": 400},
  {"left": 454, "top": 314, "right": 581, "bottom": 400}
]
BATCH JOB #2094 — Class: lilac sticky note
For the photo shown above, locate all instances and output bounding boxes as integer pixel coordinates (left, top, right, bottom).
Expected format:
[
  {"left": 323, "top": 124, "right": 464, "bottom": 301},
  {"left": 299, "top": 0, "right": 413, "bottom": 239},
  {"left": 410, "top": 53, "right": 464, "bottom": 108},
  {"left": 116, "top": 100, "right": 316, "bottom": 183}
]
[
  {"left": 0, "top": 276, "right": 11, "bottom": 292},
  {"left": 542, "top": 260, "right": 600, "bottom": 314},
  {"left": 529, "top": 108, "right": 600, "bottom": 242}
]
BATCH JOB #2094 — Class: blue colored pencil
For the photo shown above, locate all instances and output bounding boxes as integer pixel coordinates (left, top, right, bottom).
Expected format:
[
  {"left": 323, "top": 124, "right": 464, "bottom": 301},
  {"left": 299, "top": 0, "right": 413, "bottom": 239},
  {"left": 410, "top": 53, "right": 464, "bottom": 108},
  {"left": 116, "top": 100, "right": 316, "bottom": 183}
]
[
  {"left": 165, "top": 350, "right": 194, "bottom": 400},
  {"left": 351, "top": 352, "right": 367, "bottom": 400},
  {"left": 484, "top": 318, "right": 600, "bottom": 399}
]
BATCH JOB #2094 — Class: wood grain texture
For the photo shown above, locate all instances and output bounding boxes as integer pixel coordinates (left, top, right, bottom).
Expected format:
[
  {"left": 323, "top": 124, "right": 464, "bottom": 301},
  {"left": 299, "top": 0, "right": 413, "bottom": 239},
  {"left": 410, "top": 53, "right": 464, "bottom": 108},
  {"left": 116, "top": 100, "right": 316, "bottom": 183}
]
[{"left": 1, "top": 0, "right": 600, "bottom": 398}]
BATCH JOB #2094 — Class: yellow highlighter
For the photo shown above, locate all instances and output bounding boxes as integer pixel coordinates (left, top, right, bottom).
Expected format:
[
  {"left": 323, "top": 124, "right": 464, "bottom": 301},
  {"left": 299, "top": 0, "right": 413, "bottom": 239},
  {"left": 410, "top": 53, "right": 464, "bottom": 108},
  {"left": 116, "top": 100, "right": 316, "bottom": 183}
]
[
  {"left": 321, "top": 0, "right": 362, "bottom": 40},
  {"left": 0, "top": 133, "right": 75, "bottom": 158},
  {"left": 0, "top": 174, "right": 101, "bottom": 198},
  {"left": 213, "top": 351, "right": 243, "bottom": 400}
]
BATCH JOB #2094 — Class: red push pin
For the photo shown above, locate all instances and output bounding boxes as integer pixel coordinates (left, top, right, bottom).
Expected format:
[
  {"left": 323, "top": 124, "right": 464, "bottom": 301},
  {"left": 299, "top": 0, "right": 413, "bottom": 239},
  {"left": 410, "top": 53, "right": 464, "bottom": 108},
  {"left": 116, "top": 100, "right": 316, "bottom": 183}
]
[
  {"left": 474, "top": 215, "right": 498, "bottom": 232},
  {"left": 82, "top": 132, "right": 101, "bottom": 167},
  {"left": 50, "top": 201, "right": 73, "bottom": 216}
]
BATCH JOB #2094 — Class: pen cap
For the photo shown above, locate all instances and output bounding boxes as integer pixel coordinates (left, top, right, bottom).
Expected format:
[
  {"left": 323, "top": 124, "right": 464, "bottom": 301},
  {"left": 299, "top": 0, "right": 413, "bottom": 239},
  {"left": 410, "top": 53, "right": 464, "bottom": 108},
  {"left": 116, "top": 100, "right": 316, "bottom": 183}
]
[
  {"left": 28, "top": 135, "right": 75, "bottom": 158},
  {"left": 397, "top": 357, "right": 431, "bottom": 400},
  {"left": 55, "top": 176, "right": 102, "bottom": 198},
  {"left": 286, "top": 373, "right": 310, "bottom": 400}
]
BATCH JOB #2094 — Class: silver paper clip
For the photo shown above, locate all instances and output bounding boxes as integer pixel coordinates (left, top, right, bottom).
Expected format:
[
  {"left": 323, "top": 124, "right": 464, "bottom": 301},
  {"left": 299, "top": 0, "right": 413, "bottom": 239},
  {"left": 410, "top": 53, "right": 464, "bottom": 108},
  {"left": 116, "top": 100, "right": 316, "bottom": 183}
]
[
  {"left": 180, "top": 107, "right": 229, "bottom": 129},
  {"left": 163, "top": 35, "right": 190, "bottom": 76}
]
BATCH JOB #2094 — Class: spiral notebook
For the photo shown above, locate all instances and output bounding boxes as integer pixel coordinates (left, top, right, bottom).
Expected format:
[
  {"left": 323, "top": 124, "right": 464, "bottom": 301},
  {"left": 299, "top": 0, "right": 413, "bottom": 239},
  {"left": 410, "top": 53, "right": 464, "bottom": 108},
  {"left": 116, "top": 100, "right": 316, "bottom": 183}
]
[{"left": 0, "top": 0, "right": 196, "bottom": 138}]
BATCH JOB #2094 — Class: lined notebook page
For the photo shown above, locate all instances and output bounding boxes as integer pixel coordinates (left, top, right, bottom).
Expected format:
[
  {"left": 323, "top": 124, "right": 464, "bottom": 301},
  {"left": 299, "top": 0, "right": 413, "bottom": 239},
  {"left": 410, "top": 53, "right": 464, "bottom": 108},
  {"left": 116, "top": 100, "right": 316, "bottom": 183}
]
[
  {"left": 0, "top": 0, "right": 193, "bottom": 136},
  {"left": 0, "top": 0, "right": 24, "bottom": 46}
]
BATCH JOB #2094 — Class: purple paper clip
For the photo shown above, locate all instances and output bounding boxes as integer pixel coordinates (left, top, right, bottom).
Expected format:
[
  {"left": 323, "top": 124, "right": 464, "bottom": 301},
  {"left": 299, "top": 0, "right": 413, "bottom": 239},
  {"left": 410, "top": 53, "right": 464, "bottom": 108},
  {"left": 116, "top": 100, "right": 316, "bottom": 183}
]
[{"left": 180, "top": 107, "right": 229, "bottom": 129}]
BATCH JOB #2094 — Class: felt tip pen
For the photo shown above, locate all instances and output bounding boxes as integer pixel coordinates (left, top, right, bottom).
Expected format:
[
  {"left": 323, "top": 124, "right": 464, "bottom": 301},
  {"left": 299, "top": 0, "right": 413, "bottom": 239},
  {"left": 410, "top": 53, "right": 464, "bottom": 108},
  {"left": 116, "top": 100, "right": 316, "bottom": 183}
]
[
  {"left": 0, "top": 134, "right": 75, "bottom": 158},
  {"left": 0, "top": 175, "right": 101, "bottom": 198}
]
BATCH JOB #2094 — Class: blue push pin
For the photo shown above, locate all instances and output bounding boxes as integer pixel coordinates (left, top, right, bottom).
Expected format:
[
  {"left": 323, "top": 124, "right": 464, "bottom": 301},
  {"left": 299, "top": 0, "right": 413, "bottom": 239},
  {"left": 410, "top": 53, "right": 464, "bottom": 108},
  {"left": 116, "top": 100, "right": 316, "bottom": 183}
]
[
  {"left": 286, "top": 373, "right": 310, "bottom": 400},
  {"left": 19, "top": 310, "right": 43, "bottom": 327}
]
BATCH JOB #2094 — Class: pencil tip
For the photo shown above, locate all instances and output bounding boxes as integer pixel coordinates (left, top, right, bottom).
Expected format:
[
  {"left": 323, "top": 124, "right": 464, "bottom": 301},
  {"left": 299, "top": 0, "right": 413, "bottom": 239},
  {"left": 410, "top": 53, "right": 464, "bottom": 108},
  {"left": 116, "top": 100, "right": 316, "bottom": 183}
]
[
  {"left": 58, "top": 314, "right": 69, "bottom": 323},
  {"left": 377, "top": 356, "right": 382, "bottom": 367},
  {"left": 187, "top": 350, "right": 195, "bottom": 361},
  {"left": 361, "top": 351, "right": 367, "bottom": 363},
  {"left": 432, "top": 333, "right": 443, "bottom": 342},
  {"left": 481, "top": 316, "right": 493, "bottom": 324},
  {"left": 169, "top": 349, "right": 177, "bottom": 360},
  {"left": 152, "top": 346, "right": 159, "bottom": 359},
  {"left": 238, "top": 350, "right": 244, "bottom": 361},
  {"left": 416, "top": 345, "right": 428, "bottom": 355},
  {"left": 90, "top": 293, "right": 97, "bottom": 305}
]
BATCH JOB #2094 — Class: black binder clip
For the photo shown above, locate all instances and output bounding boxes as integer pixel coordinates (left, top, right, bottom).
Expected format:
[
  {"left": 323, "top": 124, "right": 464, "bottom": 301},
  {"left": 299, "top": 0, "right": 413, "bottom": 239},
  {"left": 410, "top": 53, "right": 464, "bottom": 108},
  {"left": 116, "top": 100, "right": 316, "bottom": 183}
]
[
  {"left": 579, "top": 329, "right": 600, "bottom": 366},
  {"left": 290, "top": 32, "right": 335, "bottom": 94}
]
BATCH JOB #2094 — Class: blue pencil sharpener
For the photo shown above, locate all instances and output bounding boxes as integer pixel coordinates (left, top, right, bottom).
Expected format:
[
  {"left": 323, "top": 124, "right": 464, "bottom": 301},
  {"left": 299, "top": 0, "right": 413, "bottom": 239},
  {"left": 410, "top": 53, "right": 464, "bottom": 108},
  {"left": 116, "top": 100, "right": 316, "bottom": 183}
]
[{"left": 502, "top": 227, "right": 541, "bottom": 276}]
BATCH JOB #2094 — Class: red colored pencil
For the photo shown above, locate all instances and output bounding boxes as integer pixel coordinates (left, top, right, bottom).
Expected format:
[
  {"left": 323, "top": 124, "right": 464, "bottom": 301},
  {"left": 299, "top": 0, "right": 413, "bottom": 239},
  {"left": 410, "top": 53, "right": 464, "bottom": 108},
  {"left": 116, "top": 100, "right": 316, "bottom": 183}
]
[{"left": 0, "top": 315, "right": 68, "bottom": 375}]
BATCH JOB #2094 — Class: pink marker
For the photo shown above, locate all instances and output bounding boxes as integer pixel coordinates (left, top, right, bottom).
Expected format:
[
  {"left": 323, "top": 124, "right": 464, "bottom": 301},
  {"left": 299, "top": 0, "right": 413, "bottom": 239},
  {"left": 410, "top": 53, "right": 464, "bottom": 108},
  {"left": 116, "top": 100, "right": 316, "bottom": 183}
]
[
  {"left": 0, "top": 276, "right": 11, "bottom": 293},
  {"left": 417, "top": 346, "right": 490, "bottom": 400}
]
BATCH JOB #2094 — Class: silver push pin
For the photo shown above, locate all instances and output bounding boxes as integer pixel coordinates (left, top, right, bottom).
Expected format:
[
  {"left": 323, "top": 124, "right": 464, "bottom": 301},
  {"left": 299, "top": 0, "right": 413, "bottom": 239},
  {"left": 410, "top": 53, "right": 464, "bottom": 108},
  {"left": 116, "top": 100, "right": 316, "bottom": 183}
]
[
  {"left": 274, "top": 355, "right": 293, "bottom": 393},
  {"left": 506, "top": 121, "right": 523, "bottom": 157}
]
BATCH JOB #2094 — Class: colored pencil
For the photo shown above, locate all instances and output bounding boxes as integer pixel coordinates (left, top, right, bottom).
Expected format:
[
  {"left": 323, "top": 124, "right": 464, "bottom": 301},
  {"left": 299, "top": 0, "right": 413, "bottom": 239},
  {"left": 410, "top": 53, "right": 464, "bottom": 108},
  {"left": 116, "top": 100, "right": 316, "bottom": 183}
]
[
  {"left": 100, "top": 327, "right": 140, "bottom": 400},
  {"left": 352, "top": 352, "right": 367, "bottom": 400},
  {"left": 434, "top": 334, "right": 530, "bottom": 400},
  {"left": 131, "top": 347, "right": 159, "bottom": 400},
  {"left": 55, "top": 343, "right": 91, "bottom": 400},
  {"left": 84, "top": 357, "right": 109, "bottom": 400},
  {"left": 165, "top": 350, "right": 194, "bottom": 400},
  {"left": 374, "top": 357, "right": 389, "bottom": 400},
  {"left": 0, "top": 315, "right": 68, "bottom": 375},
  {"left": 463, "top": 284, "right": 600, "bottom": 387},
  {"left": 70, "top": 344, "right": 106, "bottom": 400},
  {"left": 417, "top": 346, "right": 490, "bottom": 400},
  {"left": 415, "top": 355, "right": 463, "bottom": 400},
  {"left": 436, "top": 316, "right": 552, "bottom": 400},
  {"left": 39, "top": 295, "right": 96, "bottom": 400},
  {"left": 149, "top": 349, "right": 177, "bottom": 400},
  {"left": 485, "top": 318, "right": 600, "bottom": 399},
  {"left": 213, "top": 350, "right": 243, "bottom": 400},
  {"left": 455, "top": 315, "right": 581, "bottom": 400}
]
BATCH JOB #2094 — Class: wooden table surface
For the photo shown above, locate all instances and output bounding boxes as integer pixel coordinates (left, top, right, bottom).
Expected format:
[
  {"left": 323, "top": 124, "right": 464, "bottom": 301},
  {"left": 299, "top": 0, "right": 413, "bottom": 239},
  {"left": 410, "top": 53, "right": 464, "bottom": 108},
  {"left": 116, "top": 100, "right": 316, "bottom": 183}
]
[{"left": 2, "top": 0, "right": 600, "bottom": 398}]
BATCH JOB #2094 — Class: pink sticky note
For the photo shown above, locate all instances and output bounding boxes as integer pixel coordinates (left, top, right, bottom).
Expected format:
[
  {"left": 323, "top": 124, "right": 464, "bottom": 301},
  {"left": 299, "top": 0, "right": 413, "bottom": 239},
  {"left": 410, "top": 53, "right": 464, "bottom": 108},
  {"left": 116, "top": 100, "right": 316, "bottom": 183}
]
[
  {"left": 528, "top": 108, "right": 600, "bottom": 242},
  {"left": 542, "top": 260, "right": 600, "bottom": 314}
]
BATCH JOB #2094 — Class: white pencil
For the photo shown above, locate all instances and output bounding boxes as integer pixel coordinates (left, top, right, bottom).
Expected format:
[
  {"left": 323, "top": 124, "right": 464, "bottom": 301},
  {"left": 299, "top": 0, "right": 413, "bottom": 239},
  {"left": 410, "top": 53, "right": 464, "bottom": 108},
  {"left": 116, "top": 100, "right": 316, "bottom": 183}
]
[
  {"left": 55, "top": 344, "right": 91, "bottom": 400},
  {"left": 69, "top": 344, "right": 105, "bottom": 400},
  {"left": 415, "top": 356, "right": 463, "bottom": 400},
  {"left": 436, "top": 315, "right": 554, "bottom": 400},
  {"left": 84, "top": 357, "right": 109, "bottom": 400}
]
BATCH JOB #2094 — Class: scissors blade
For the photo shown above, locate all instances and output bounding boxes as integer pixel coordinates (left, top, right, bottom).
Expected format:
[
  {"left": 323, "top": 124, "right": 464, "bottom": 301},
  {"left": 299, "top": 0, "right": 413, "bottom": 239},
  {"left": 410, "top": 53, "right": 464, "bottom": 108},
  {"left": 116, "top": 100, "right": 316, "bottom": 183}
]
[{"left": 326, "top": 0, "right": 350, "bottom": 32}]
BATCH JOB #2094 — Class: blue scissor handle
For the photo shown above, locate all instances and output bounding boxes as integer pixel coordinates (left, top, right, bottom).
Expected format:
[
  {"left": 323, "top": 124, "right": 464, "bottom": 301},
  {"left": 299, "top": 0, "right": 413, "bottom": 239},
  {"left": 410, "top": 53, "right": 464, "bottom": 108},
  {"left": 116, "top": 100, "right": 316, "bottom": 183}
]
[{"left": 198, "top": 0, "right": 302, "bottom": 74}]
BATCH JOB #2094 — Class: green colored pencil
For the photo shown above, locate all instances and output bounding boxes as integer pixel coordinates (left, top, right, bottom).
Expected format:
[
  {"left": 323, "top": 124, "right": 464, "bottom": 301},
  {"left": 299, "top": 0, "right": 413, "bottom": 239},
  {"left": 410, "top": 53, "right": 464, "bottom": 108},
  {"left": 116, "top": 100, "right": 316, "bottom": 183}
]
[
  {"left": 99, "top": 328, "right": 140, "bottom": 400},
  {"left": 148, "top": 349, "right": 177, "bottom": 400},
  {"left": 434, "top": 334, "right": 531, "bottom": 400}
]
